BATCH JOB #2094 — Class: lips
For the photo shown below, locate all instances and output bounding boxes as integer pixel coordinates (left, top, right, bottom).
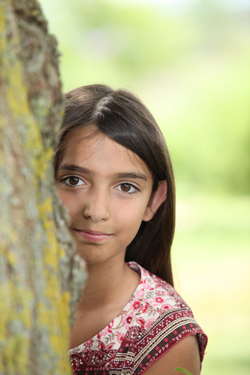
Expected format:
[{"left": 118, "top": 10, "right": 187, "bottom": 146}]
[{"left": 73, "top": 229, "right": 112, "bottom": 242}]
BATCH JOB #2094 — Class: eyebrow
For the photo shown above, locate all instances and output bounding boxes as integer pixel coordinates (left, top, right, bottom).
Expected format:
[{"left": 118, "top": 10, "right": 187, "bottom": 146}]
[
  {"left": 58, "top": 164, "right": 91, "bottom": 175},
  {"left": 58, "top": 164, "right": 148, "bottom": 181},
  {"left": 114, "top": 172, "right": 148, "bottom": 181}
]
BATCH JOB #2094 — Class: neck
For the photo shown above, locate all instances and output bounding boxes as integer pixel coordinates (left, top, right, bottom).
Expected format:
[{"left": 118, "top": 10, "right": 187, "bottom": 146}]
[{"left": 79, "top": 257, "right": 139, "bottom": 310}]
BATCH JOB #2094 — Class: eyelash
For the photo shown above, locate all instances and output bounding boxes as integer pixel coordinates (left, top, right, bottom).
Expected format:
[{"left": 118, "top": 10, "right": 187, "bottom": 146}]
[
  {"left": 116, "top": 183, "right": 139, "bottom": 194},
  {"left": 60, "top": 176, "right": 139, "bottom": 194},
  {"left": 61, "top": 176, "right": 85, "bottom": 186}
]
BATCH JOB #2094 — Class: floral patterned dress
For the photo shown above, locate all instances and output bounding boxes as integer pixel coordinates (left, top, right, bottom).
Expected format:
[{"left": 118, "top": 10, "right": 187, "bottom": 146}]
[{"left": 69, "top": 262, "right": 207, "bottom": 374}]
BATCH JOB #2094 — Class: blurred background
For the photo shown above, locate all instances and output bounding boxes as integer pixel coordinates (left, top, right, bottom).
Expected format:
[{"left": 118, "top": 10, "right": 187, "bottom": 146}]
[{"left": 40, "top": 0, "right": 250, "bottom": 373}]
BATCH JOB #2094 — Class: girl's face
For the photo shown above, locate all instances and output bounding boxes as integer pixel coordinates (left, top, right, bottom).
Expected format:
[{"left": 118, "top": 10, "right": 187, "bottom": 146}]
[{"left": 55, "top": 125, "right": 166, "bottom": 267}]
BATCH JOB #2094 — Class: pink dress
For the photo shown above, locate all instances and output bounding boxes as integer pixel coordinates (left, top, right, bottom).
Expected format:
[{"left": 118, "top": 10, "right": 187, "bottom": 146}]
[{"left": 69, "top": 262, "right": 208, "bottom": 374}]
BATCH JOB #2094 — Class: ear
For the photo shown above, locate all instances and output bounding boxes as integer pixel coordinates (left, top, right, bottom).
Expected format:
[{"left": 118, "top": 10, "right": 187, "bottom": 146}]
[{"left": 143, "top": 180, "right": 167, "bottom": 222}]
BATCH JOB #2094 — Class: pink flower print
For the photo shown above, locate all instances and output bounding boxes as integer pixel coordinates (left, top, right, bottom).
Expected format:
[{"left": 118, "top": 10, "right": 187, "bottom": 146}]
[
  {"left": 124, "top": 315, "right": 134, "bottom": 329},
  {"left": 155, "top": 281, "right": 165, "bottom": 289},
  {"left": 141, "top": 281, "right": 151, "bottom": 290},
  {"left": 126, "top": 316, "right": 133, "bottom": 324},
  {"left": 100, "top": 326, "right": 110, "bottom": 337},
  {"left": 144, "top": 318, "right": 155, "bottom": 330},
  {"left": 85, "top": 339, "right": 93, "bottom": 348},
  {"left": 136, "top": 317, "right": 145, "bottom": 327},
  {"left": 156, "top": 290, "right": 165, "bottom": 296},
  {"left": 141, "top": 303, "right": 148, "bottom": 313},
  {"left": 162, "top": 304, "right": 173, "bottom": 310},
  {"left": 155, "top": 297, "right": 164, "bottom": 304},
  {"left": 136, "top": 289, "right": 144, "bottom": 298},
  {"left": 147, "top": 270, "right": 154, "bottom": 278},
  {"left": 106, "top": 342, "right": 115, "bottom": 350},
  {"left": 132, "top": 300, "right": 141, "bottom": 310},
  {"left": 107, "top": 322, "right": 113, "bottom": 333},
  {"left": 116, "top": 331, "right": 125, "bottom": 344},
  {"left": 97, "top": 340, "right": 114, "bottom": 351},
  {"left": 97, "top": 339, "right": 106, "bottom": 350}
]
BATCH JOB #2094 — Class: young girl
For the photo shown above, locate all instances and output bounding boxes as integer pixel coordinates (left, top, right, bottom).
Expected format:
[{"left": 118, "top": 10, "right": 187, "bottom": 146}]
[{"left": 54, "top": 84, "right": 207, "bottom": 375}]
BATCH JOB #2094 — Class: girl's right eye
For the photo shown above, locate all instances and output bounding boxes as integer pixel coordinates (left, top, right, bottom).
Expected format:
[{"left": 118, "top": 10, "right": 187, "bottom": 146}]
[{"left": 63, "top": 176, "right": 85, "bottom": 186}]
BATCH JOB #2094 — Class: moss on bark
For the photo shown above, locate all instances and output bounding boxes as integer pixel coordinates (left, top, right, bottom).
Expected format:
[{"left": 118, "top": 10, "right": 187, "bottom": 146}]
[{"left": 0, "top": 1, "right": 86, "bottom": 374}]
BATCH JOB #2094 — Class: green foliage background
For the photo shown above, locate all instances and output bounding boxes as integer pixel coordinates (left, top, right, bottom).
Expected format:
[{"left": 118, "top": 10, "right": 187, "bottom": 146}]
[{"left": 40, "top": 0, "right": 250, "bottom": 374}]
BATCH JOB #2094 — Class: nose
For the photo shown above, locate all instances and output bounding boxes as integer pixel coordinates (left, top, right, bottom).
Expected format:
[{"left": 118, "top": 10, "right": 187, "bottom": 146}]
[{"left": 83, "top": 187, "right": 110, "bottom": 223}]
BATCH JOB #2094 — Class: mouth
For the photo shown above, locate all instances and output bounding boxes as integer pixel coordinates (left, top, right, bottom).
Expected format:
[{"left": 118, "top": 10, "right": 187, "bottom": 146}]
[{"left": 73, "top": 229, "right": 113, "bottom": 242}]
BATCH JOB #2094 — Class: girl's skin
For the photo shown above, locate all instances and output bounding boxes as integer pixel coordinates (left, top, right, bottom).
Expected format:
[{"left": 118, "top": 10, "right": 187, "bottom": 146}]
[{"left": 55, "top": 125, "right": 200, "bottom": 375}]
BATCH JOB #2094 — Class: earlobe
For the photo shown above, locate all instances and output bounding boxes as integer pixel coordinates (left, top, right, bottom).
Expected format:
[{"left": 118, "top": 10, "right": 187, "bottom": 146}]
[{"left": 143, "top": 180, "right": 167, "bottom": 222}]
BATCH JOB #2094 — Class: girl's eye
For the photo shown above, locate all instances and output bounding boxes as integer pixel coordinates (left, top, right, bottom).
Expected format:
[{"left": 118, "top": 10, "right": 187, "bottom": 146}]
[
  {"left": 117, "top": 183, "right": 138, "bottom": 193},
  {"left": 64, "top": 176, "right": 84, "bottom": 186}
]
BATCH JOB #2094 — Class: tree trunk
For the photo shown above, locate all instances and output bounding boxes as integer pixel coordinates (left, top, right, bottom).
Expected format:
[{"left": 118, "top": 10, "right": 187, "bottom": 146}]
[{"left": 0, "top": 1, "right": 86, "bottom": 374}]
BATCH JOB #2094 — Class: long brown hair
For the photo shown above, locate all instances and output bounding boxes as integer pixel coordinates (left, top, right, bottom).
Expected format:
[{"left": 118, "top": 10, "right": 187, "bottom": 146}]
[{"left": 54, "top": 84, "right": 176, "bottom": 286}]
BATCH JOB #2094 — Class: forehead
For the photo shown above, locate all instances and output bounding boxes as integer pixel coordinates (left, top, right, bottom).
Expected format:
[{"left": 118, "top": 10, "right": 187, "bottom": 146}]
[{"left": 60, "top": 125, "right": 152, "bottom": 178}]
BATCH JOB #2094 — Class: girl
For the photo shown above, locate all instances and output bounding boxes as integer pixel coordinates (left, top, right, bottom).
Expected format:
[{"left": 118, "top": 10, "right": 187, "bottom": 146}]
[{"left": 54, "top": 84, "right": 207, "bottom": 375}]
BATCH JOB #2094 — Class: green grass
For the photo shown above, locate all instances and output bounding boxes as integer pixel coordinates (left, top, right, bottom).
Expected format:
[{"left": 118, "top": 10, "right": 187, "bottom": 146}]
[{"left": 172, "top": 194, "right": 250, "bottom": 375}]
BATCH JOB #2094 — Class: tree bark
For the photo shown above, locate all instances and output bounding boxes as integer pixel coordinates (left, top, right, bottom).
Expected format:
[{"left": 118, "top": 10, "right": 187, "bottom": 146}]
[{"left": 0, "top": 1, "right": 86, "bottom": 374}]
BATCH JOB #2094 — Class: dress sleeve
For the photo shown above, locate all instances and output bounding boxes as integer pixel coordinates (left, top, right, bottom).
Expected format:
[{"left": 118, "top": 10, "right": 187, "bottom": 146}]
[{"left": 132, "top": 308, "right": 207, "bottom": 375}]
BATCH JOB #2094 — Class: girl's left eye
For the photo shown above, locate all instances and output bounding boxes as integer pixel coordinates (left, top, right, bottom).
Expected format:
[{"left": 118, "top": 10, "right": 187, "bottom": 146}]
[
  {"left": 63, "top": 176, "right": 84, "bottom": 186},
  {"left": 116, "top": 183, "right": 138, "bottom": 193}
]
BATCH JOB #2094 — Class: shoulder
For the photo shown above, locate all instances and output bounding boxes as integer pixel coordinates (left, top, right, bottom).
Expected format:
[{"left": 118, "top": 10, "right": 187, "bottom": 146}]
[
  {"left": 126, "top": 262, "right": 208, "bottom": 374},
  {"left": 128, "top": 261, "right": 189, "bottom": 311},
  {"left": 143, "top": 335, "right": 201, "bottom": 375},
  {"left": 131, "top": 305, "right": 207, "bottom": 374}
]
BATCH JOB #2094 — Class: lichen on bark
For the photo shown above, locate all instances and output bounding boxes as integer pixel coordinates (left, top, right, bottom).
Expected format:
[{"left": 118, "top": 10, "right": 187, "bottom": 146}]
[{"left": 0, "top": 1, "right": 86, "bottom": 374}]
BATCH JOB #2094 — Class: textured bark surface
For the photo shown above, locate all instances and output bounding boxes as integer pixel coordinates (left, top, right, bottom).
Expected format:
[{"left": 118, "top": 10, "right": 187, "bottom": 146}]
[{"left": 0, "top": 0, "right": 86, "bottom": 374}]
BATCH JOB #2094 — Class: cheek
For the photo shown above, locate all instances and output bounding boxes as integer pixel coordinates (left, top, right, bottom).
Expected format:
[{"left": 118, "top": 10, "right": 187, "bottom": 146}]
[{"left": 115, "top": 201, "right": 147, "bottom": 230}]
